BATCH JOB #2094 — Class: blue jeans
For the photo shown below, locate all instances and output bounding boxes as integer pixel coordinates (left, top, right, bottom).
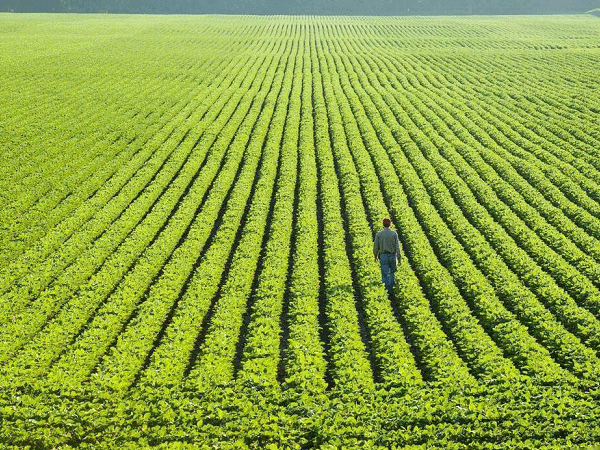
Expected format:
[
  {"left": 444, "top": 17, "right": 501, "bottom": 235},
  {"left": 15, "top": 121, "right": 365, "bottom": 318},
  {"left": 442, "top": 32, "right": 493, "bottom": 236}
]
[{"left": 379, "top": 253, "right": 397, "bottom": 293}]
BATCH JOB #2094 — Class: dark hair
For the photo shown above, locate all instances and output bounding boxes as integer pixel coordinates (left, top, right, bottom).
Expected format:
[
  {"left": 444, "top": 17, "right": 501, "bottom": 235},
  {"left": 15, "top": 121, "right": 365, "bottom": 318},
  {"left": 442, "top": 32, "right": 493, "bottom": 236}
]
[{"left": 383, "top": 217, "right": 391, "bottom": 227}]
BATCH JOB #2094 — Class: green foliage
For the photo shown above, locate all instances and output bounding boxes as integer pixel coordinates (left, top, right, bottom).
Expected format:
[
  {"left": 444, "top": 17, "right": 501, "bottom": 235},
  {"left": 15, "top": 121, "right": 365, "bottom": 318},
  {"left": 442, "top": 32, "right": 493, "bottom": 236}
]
[
  {"left": 1, "top": 14, "right": 600, "bottom": 448},
  {"left": 1, "top": 381, "right": 600, "bottom": 448}
]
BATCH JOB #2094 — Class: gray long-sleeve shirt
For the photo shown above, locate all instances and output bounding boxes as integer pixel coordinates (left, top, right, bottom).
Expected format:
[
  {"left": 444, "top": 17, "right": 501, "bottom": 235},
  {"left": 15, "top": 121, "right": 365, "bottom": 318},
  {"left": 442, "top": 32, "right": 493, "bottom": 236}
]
[{"left": 373, "top": 227, "right": 401, "bottom": 260}]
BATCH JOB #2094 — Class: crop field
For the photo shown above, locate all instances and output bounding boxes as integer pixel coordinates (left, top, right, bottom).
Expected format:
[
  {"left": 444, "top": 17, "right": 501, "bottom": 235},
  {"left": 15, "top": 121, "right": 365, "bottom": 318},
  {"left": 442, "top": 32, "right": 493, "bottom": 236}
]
[{"left": 1, "top": 13, "right": 600, "bottom": 449}]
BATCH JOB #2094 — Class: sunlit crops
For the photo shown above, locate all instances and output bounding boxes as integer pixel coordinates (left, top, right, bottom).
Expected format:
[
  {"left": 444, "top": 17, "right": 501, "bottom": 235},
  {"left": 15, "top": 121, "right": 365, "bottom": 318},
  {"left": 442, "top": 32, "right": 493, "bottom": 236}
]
[{"left": 1, "top": 13, "right": 600, "bottom": 448}]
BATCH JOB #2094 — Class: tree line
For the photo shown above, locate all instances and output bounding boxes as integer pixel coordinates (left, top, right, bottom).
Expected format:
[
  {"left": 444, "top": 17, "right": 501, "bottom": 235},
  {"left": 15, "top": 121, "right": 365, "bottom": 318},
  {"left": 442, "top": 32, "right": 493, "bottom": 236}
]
[{"left": 4, "top": 0, "right": 600, "bottom": 15}]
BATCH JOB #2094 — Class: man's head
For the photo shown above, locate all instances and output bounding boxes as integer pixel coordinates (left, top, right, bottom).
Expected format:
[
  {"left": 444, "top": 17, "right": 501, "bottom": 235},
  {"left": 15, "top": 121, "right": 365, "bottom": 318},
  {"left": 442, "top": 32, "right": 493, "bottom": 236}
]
[{"left": 383, "top": 217, "right": 391, "bottom": 228}]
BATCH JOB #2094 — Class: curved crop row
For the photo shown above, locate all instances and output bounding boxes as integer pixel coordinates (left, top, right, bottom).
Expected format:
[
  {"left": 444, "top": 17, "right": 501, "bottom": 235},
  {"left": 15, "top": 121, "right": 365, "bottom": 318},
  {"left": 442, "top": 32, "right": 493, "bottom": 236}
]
[
  {"left": 330, "top": 32, "right": 572, "bottom": 383},
  {"left": 310, "top": 31, "right": 375, "bottom": 391},
  {"left": 0, "top": 41, "right": 279, "bottom": 374},
  {"left": 280, "top": 35, "right": 328, "bottom": 393},
  {"left": 183, "top": 35, "right": 300, "bottom": 392}
]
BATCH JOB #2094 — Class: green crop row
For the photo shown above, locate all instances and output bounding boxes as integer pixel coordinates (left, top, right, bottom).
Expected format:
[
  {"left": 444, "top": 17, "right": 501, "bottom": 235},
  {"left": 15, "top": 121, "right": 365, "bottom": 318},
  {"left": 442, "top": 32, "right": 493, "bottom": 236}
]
[
  {"left": 311, "top": 33, "right": 376, "bottom": 391},
  {"left": 46, "top": 35, "right": 289, "bottom": 391},
  {"left": 235, "top": 36, "right": 302, "bottom": 387},
  {"left": 357, "top": 45, "right": 600, "bottom": 379},
  {"left": 330, "top": 39, "right": 531, "bottom": 384},
  {"left": 2, "top": 14, "right": 600, "bottom": 448},
  {"left": 316, "top": 37, "right": 425, "bottom": 388},
  {"left": 184, "top": 33, "right": 299, "bottom": 391},
  {"left": 0, "top": 59, "right": 234, "bottom": 269},
  {"left": 403, "top": 80, "right": 600, "bottom": 355},
  {"left": 279, "top": 35, "right": 328, "bottom": 394},
  {"left": 0, "top": 39, "right": 278, "bottom": 380}
]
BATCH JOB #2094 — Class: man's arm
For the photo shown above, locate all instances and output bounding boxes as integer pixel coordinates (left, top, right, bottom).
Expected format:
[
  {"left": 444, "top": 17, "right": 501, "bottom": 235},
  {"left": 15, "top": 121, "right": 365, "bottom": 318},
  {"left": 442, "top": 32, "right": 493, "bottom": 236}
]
[
  {"left": 394, "top": 232, "right": 402, "bottom": 264},
  {"left": 373, "top": 232, "right": 380, "bottom": 261}
]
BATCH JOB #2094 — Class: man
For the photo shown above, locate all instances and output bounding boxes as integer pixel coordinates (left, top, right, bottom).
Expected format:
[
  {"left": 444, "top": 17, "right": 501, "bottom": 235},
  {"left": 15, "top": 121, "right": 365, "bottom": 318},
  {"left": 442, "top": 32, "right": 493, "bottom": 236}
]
[{"left": 373, "top": 217, "right": 402, "bottom": 294}]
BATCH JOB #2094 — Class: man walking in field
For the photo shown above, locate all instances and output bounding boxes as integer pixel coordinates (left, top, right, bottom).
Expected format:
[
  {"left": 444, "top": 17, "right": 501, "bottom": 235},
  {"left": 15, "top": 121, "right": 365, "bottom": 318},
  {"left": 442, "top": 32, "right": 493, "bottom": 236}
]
[{"left": 373, "top": 217, "right": 402, "bottom": 294}]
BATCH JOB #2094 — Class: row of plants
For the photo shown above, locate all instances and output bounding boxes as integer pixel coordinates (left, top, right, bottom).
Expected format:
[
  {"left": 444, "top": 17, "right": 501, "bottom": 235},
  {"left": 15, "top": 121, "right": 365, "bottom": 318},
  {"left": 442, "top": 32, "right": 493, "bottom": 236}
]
[
  {"left": 181, "top": 36, "right": 300, "bottom": 391},
  {"left": 373, "top": 65, "right": 600, "bottom": 379},
  {"left": 316, "top": 37, "right": 426, "bottom": 388},
  {"left": 422, "top": 64, "right": 600, "bottom": 316},
  {"left": 429, "top": 56, "right": 600, "bottom": 262},
  {"left": 469, "top": 85, "right": 600, "bottom": 218},
  {"left": 0, "top": 17, "right": 268, "bottom": 245},
  {"left": 1, "top": 40, "right": 287, "bottom": 390},
  {"left": 489, "top": 83, "right": 600, "bottom": 171},
  {"left": 458, "top": 51, "right": 600, "bottom": 155},
  {"left": 353, "top": 42, "right": 600, "bottom": 378},
  {"left": 116, "top": 35, "right": 300, "bottom": 390},
  {"left": 327, "top": 37, "right": 538, "bottom": 384},
  {"left": 235, "top": 39, "right": 303, "bottom": 387},
  {"left": 423, "top": 53, "right": 600, "bottom": 248},
  {"left": 0, "top": 40, "right": 238, "bottom": 265},
  {"left": 0, "top": 84, "right": 194, "bottom": 299},
  {"left": 0, "top": 43, "right": 276, "bottom": 377},
  {"left": 46, "top": 40, "right": 290, "bottom": 391},
  {"left": 0, "top": 54, "right": 241, "bottom": 269},
  {"left": 3, "top": 376, "right": 600, "bottom": 448},
  {"left": 314, "top": 28, "right": 476, "bottom": 387},
  {"left": 0, "top": 35, "right": 269, "bottom": 301},
  {"left": 140, "top": 38, "right": 300, "bottom": 389},
  {"left": 368, "top": 42, "right": 595, "bottom": 314},
  {"left": 0, "top": 69, "right": 136, "bottom": 206},
  {"left": 396, "top": 70, "right": 600, "bottom": 358},
  {"left": 309, "top": 35, "right": 376, "bottom": 391},
  {"left": 1, "top": 95, "right": 131, "bottom": 243},
  {"left": 0, "top": 90, "right": 203, "bottom": 359},
  {"left": 0, "top": 87, "right": 177, "bottom": 277},
  {"left": 337, "top": 37, "right": 582, "bottom": 383},
  {"left": 317, "top": 49, "right": 475, "bottom": 385},
  {"left": 279, "top": 38, "right": 328, "bottom": 394},
  {"left": 452, "top": 60, "right": 600, "bottom": 226}
]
